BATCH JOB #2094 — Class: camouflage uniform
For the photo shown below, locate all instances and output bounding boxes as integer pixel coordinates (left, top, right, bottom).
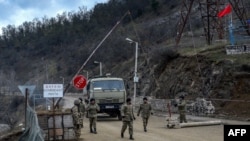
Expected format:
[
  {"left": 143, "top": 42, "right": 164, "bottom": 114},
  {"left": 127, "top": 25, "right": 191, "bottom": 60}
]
[
  {"left": 78, "top": 98, "right": 86, "bottom": 128},
  {"left": 121, "top": 98, "right": 135, "bottom": 140},
  {"left": 177, "top": 96, "right": 187, "bottom": 123},
  {"left": 137, "top": 97, "right": 152, "bottom": 132},
  {"left": 71, "top": 100, "right": 81, "bottom": 140},
  {"left": 86, "top": 98, "right": 100, "bottom": 134}
]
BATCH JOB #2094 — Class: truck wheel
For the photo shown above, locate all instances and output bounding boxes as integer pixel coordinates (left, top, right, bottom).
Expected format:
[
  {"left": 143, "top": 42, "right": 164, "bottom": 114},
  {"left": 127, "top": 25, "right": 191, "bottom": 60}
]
[{"left": 109, "top": 113, "right": 116, "bottom": 117}]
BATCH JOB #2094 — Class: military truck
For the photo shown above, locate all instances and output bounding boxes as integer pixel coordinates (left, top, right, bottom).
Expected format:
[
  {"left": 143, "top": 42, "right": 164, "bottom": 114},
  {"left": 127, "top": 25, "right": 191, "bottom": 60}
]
[{"left": 85, "top": 76, "right": 127, "bottom": 120}]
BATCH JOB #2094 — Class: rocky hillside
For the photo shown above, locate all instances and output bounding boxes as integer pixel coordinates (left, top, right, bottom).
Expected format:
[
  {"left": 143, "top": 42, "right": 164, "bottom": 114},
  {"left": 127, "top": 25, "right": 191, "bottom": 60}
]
[
  {"left": 113, "top": 44, "right": 250, "bottom": 119},
  {"left": 0, "top": 0, "right": 250, "bottom": 125}
]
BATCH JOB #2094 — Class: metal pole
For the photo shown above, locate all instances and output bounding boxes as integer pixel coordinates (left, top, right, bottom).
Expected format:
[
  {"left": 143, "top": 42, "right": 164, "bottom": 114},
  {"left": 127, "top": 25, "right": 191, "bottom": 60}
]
[
  {"left": 179, "top": 120, "right": 222, "bottom": 128},
  {"left": 133, "top": 82, "right": 136, "bottom": 108},
  {"left": 33, "top": 94, "right": 35, "bottom": 110},
  {"left": 133, "top": 42, "right": 138, "bottom": 107},
  {"left": 25, "top": 88, "right": 28, "bottom": 129},
  {"left": 86, "top": 71, "right": 89, "bottom": 80},
  {"left": 46, "top": 98, "right": 48, "bottom": 110},
  {"left": 126, "top": 38, "right": 139, "bottom": 108},
  {"left": 53, "top": 98, "right": 55, "bottom": 140},
  {"left": 100, "top": 62, "right": 102, "bottom": 76},
  {"left": 54, "top": 11, "right": 130, "bottom": 108}
]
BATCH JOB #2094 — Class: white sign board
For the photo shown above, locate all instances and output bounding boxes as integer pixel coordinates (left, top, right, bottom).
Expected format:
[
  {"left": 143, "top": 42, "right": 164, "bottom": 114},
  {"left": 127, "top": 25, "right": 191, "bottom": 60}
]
[
  {"left": 226, "top": 44, "right": 250, "bottom": 55},
  {"left": 43, "top": 84, "right": 63, "bottom": 98}
]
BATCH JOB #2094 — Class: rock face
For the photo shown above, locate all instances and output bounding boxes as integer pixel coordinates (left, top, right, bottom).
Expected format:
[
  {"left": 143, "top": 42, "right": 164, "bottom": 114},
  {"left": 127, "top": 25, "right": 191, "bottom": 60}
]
[{"left": 119, "top": 48, "right": 250, "bottom": 119}]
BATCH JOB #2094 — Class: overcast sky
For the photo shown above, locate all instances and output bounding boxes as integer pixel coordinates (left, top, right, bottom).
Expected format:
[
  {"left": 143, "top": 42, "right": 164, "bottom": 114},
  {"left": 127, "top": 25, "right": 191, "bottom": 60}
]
[{"left": 0, "top": 0, "right": 108, "bottom": 34}]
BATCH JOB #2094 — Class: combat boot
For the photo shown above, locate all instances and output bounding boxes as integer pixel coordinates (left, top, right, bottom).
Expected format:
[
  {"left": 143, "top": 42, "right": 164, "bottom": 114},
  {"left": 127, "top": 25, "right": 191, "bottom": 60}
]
[
  {"left": 129, "top": 135, "right": 134, "bottom": 140},
  {"left": 121, "top": 132, "right": 124, "bottom": 138},
  {"left": 144, "top": 126, "right": 147, "bottom": 132},
  {"left": 93, "top": 128, "right": 97, "bottom": 134},
  {"left": 90, "top": 128, "right": 93, "bottom": 133}
]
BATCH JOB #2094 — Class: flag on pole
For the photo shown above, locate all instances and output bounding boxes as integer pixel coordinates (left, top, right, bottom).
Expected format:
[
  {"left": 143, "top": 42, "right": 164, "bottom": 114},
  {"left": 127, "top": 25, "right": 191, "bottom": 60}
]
[{"left": 217, "top": 4, "right": 232, "bottom": 18}]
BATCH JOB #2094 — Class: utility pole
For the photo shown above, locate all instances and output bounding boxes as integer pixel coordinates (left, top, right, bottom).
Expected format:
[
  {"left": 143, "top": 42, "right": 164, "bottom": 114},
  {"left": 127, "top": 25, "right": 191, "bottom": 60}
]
[{"left": 126, "top": 38, "right": 139, "bottom": 108}]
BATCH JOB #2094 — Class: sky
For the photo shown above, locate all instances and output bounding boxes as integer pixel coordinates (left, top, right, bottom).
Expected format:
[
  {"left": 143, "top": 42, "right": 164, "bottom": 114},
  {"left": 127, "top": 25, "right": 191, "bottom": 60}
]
[{"left": 0, "top": 0, "right": 108, "bottom": 34}]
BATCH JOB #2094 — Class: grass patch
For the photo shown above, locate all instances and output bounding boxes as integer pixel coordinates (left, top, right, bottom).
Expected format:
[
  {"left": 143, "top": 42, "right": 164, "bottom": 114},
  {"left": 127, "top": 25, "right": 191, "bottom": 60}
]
[
  {"left": 207, "top": 52, "right": 250, "bottom": 65},
  {"left": 177, "top": 42, "right": 250, "bottom": 65},
  {"left": 178, "top": 42, "right": 226, "bottom": 56}
]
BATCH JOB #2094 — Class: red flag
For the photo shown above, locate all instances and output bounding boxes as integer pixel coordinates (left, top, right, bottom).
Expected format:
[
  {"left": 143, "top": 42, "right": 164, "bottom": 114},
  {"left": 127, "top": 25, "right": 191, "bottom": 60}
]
[{"left": 217, "top": 4, "right": 232, "bottom": 18}]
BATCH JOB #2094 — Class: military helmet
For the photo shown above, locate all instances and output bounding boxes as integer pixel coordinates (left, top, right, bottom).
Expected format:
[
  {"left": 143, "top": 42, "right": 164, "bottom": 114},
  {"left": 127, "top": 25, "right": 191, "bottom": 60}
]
[
  {"left": 126, "top": 98, "right": 131, "bottom": 103},
  {"left": 179, "top": 95, "right": 184, "bottom": 99},
  {"left": 90, "top": 98, "right": 95, "bottom": 102},
  {"left": 79, "top": 97, "right": 83, "bottom": 101},
  {"left": 74, "top": 99, "right": 80, "bottom": 105}
]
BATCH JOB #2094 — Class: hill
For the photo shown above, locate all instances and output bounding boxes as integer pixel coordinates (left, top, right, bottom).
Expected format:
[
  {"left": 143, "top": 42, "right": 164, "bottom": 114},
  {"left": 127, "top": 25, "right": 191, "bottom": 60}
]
[{"left": 0, "top": 0, "right": 250, "bottom": 124}]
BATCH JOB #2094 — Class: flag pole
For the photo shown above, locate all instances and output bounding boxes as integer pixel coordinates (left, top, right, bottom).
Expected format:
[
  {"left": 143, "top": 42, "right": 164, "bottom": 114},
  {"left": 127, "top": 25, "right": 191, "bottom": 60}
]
[
  {"left": 229, "top": 9, "right": 235, "bottom": 45},
  {"left": 230, "top": 10, "right": 232, "bottom": 24}
]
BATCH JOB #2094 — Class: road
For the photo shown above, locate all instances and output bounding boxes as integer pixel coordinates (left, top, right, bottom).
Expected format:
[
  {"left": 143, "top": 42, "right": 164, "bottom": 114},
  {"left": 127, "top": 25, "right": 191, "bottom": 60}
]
[
  {"left": 79, "top": 115, "right": 224, "bottom": 141},
  {"left": 63, "top": 96, "right": 250, "bottom": 141}
]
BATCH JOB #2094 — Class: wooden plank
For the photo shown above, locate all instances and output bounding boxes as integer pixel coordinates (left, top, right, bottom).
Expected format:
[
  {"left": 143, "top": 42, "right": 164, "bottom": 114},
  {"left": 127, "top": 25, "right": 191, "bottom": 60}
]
[
  {"left": 37, "top": 115, "right": 48, "bottom": 129},
  {"left": 49, "top": 128, "right": 63, "bottom": 136},
  {"left": 48, "top": 115, "right": 73, "bottom": 128}
]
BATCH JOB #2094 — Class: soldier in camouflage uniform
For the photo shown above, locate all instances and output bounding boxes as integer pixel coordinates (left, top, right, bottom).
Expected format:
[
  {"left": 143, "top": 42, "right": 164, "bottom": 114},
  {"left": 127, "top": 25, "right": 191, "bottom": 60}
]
[
  {"left": 78, "top": 97, "right": 86, "bottom": 128},
  {"left": 71, "top": 99, "right": 81, "bottom": 140},
  {"left": 86, "top": 98, "right": 100, "bottom": 134},
  {"left": 137, "top": 97, "right": 153, "bottom": 132},
  {"left": 177, "top": 95, "right": 187, "bottom": 123},
  {"left": 121, "top": 98, "right": 136, "bottom": 140}
]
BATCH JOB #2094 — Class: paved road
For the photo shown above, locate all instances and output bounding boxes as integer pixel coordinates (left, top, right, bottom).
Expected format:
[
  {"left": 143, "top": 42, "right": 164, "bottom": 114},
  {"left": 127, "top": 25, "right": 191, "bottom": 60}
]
[{"left": 62, "top": 96, "right": 250, "bottom": 141}]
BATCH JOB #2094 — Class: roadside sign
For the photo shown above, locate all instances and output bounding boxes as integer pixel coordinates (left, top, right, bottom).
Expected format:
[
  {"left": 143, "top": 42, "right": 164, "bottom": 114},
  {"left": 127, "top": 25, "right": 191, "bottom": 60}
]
[
  {"left": 18, "top": 85, "right": 36, "bottom": 97},
  {"left": 43, "top": 84, "right": 63, "bottom": 98},
  {"left": 73, "top": 75, "right": 87, "bottom": 90}
]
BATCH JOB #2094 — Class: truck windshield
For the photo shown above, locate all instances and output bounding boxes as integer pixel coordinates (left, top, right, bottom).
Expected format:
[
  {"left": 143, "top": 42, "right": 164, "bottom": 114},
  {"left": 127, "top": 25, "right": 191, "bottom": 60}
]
[{"left": 92, "top": 80, "right": 125, "bottom": 90}]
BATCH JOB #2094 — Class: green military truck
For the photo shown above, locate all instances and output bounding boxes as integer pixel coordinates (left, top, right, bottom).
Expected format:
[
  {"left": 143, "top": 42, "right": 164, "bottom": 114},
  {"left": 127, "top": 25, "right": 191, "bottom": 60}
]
[{"left": 85, "top": 76, "right": 127, "bottom": 120}]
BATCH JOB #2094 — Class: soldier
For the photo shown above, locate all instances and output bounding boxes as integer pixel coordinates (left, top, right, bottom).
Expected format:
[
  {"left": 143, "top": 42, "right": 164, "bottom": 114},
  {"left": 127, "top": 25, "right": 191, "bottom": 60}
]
[
  {"left": 121, "top": 98, "right": 136, "bottom": 140},
  {"left": 137, "top": 97, "right": 153, "bottom": 132},
  {"left": 177, "top": 95, "right": 187, "bottom": 123},
  {"left": 86, "top": 98, "right": 100, "bottom": 134},
  {"left": 78, "top": 97, "right": 85, "bottom": 128},
  {"left": 71, "top": 99, "right": 81, "bottom": 140}
]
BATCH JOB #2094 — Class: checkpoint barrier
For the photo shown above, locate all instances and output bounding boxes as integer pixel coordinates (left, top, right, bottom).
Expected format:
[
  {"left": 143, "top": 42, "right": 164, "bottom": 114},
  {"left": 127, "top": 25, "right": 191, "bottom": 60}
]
[{"left": 37, "top": 111, "right": 75, "bottom": 140}]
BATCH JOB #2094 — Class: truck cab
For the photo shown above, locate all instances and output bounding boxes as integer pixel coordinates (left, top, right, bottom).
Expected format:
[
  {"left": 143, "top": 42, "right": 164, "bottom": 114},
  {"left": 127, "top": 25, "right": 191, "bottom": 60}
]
[{"left": 85, "top": 76, "right": 127, "bottom": 120}]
